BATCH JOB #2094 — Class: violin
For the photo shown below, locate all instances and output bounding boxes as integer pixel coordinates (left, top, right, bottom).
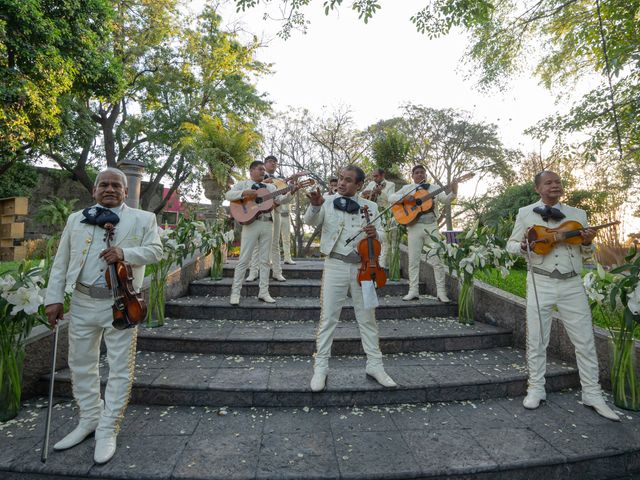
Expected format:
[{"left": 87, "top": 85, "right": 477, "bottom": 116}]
[
  {"left": 103, "top": 223, "right": 148, "bottom": 329},
  {"left": 356, "top": 205, "right": 387, "bottom": 289},
  {"left": 526, "top": 220, "right": 620, "bottom": 256},
  {"left": 363, "top": 182, "right": 385, "bottom": 202}
]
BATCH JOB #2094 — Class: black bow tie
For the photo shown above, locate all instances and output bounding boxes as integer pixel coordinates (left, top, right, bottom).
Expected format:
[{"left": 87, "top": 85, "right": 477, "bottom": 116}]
[
  {"left": 533, "top": 205, "right": 565, "bottom": 222},
  {"left": 81, "top": 206, "right": 120, "bottom": 227},
  {"left": 252, "top": 183, "right": 266, "bottom": 190},
  {"left": 333, "top": 196, "right": 360, "bottom": 214}
]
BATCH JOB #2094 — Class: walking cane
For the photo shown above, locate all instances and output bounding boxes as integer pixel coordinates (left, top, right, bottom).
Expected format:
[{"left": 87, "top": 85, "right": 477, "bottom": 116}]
[{"left": 41, "top": 323, "right": 59, "bottom": 463}]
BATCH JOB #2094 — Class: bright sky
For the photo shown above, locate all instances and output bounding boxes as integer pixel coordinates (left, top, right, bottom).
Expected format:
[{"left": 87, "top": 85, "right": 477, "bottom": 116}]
[
  {"left": 190, "top": 1, "right": 639, "bottom": 237},
  {"left": 206, "top": 0, "right": 570, "bottom": 153}
]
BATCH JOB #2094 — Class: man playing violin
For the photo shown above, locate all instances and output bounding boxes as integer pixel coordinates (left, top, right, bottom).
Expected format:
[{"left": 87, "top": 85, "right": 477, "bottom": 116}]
[
  {"left": 226, "top": 160, "right": 297, "bottom": 304},
  {"left": 389, "top": 165, "right": 457, "bottom": 302},
  {"left": 45, "top": 168, "right": 163, "bottom": 463},
  {"left": 362, "top": 168, "right": 396, "bottom": 268},
  {"left": 246, "top": 155, "right": 296, "bottom": 282},
  {"left": 507, "top": 170, "right": 619, "bottom": 421},
  {"left": 305, "top": 165, "right": 397, "bottom": 391}
]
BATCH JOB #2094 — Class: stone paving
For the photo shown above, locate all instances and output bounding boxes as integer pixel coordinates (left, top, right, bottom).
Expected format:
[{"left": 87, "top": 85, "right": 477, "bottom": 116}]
[
  {"left": 1, "top": 390, "right": 639, "bottom": 480},
  {"left": 2, "top": 259, "right": 640, "bottom": 479}
]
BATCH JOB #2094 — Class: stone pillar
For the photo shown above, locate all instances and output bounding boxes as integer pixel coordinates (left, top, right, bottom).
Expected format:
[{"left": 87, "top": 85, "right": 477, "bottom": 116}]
[
  {"left": 117, "top": 159, "right": 145, "bottom": 209},
  {"left": 202, "top": 174, "right": 226, "bottom": 221}
]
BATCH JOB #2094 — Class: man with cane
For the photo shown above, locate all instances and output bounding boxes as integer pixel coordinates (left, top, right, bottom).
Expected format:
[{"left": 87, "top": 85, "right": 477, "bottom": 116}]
[{"left": 44, "top": 168, "right": 162, "bottom": 463}]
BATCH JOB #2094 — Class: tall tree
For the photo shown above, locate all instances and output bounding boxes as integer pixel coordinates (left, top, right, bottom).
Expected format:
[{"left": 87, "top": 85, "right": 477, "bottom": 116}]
[
  {"left": 38, "top": 2, "right": 270, "bottom": 213},
  {"left": 0, "top": 0, "right": 119, "bottom": 174},
  {"left": 398, "top": 104, "right": 514, "bottom": 229}
]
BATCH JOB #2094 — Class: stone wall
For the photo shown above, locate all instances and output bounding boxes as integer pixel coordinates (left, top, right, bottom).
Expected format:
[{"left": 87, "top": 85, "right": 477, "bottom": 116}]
[
  {"left": 22, "top": 167, "right": 164, "bottom": 239},
  {"left": 399, "top": 245, "right": 640, "bottom": 389}
]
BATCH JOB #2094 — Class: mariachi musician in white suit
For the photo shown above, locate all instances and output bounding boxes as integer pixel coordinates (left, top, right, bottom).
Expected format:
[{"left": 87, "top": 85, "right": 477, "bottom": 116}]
[
  {"left": 304, "top": 165, "right": 397, "bottom": 392},
  {"left": 45, "top": 168, "right": 163, "bottom": 463},
  {"left": 507, "top": 170, "right": 619, "bottom": 421}
]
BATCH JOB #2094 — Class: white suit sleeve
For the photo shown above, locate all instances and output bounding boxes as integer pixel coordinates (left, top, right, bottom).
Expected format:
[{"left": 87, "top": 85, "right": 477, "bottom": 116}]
[
  {"left": 507, "top": 209, "right": 527, "bottom": 256},
  {"left": 44, "top": 215, "right": 74, "bottom": 306},
  {"left": 225, "top": 182, "right": 246, "bottom": 201}
]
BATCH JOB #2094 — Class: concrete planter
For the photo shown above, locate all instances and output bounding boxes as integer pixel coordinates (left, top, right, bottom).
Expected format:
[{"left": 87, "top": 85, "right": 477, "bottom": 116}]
[{"left": 399, "top": 244, "right": 640, "bottom": 389}]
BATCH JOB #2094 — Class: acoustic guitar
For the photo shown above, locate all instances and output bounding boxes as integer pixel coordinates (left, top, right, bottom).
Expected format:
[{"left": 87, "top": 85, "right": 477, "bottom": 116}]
[
  {"left": 230, "top": 179, "right": 315, "bottom": 225},
  {"left": 391, "top": 173, "right": 474, "bottom": 225}
]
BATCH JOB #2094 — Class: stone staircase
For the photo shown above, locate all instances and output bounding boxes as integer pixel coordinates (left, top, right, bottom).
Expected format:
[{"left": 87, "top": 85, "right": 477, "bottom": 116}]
[{"left": 2, "top": 259, "right": 640, "bottom": 480}]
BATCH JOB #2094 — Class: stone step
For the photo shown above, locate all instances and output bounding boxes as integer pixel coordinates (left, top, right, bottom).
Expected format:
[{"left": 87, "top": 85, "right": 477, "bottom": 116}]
[
  {"left": 165, "top": 295, "right": 457, "bottom": 321},
  {"left": 42, "top": 348, "right": 579, "bottom": 408},
  {"left": 137, "top": 317, "right": 513, "bottom": 355},
  {"left": 190, "top": 277, "right": 425, "bottom": 298},
  {"left": 223, "top": 259, "right": 324, "bottom": 280},
  {"left": 3, "top": 391, "right": 639, "bottom": 480}
]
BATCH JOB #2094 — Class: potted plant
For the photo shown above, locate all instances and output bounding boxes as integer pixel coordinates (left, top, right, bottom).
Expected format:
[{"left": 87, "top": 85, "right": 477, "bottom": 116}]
[
  {"left": 583, "top": 245, "right": 640, "bottom": 410},
  {"left": 428, "top": 221, "right": 515, "bottom": 324},
  {"left": 0, "top": 261, "right": 49, "bottom": 421}
]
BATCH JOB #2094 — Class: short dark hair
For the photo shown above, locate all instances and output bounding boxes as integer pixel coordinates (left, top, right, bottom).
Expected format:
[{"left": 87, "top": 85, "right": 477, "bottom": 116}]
[
  {"left": 343, "top": 165, "right": 366, "bottom": 184},
  {"left": 264, "top": 155, "right": 278, "bottom": 164},
  {"left": 374, "top": 168, "right": 385, "bottom": 175},
  {"left": 249, "top": 160, "right": 264, "bottom": 170},
  {"left": 329, "top": 177, "right": 338, "bottom": 184},
  {"left": 411, "top": 165, "right": 426, "bottom": 174},
  {"left": 534, "top": 170, "right": 558, "bottom": 186}
]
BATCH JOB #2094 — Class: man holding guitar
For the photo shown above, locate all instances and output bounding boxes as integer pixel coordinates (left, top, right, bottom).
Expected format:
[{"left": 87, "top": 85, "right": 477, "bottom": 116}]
[
  {"left": 389, "top": 165, "right": 458, "bottom": 302},
  {"left": 507, "top": 171, "right": 619, "bottom": 421},
  {"left": 305, "top": 165, "right": 397, "bottom": 392},
  {"left": 246, "top": 155, "right": 297, "bottom": 282},
  {"left": 225, "top": 160, "right": 299, "bottom": 305}
]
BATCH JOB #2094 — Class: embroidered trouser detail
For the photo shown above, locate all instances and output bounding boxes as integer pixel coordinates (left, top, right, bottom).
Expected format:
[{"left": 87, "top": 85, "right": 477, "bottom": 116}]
[
  {"left": 68, "top": 292, "right": 138, "bottom": 439},
  {"left": 525, "top": 274, "right": 603, "bottom": 404},
  {"left": 314, "top": 258, "right": 383, "bottom": 371}
]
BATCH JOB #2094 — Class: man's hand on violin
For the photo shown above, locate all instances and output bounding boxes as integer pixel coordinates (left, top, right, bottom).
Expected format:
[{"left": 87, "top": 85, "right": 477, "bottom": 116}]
[
  {"left": 45, "top": 303, "right": 64, "bottom": 327},
  {"left": 100, "top": 246, "right": 124, "bottom": 264},
  {"left": 307, "top": 188, "right": 325, "bottom": 206},
  {"left": 581, "top": 228, "right": 597, "bottom": 246},
  {"left": 363, "top": 224, "right": 377, "bottom": 239}
]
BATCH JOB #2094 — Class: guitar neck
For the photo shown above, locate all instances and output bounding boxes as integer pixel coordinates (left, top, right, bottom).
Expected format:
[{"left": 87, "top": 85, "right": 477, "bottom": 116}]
[{"left": 262, "top": 184, "right": 293, "bottom": 201}]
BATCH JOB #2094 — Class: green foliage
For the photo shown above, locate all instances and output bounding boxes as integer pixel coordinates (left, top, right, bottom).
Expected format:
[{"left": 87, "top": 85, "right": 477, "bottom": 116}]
[
  {"left": 371, "top": 128, "right": 410, "bottom": 175},
  {"left": 181, "top": 114, "right": 261, "bottom": 183},
  {"left": 0, "top": 0, "right": 120, "bottom": 157},
  {"left": 479, "top": 182, "right": 538, "bottom": 229},
  {"left": 39, "top": 1, "right": 270, "bottom": 210},
  {"left": 0, "top": 161, "right": 38, "bottom": 198},
  {"left": 34, "top": 197, "right": 78, "bottom": 231}
]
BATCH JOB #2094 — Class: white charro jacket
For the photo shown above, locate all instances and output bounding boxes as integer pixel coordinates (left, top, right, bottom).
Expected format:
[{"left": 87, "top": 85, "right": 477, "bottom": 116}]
[
  {"left": 304, "top": 194, "right": 384, "bottom": 256},
  {"left": 44, "top": 204, "right": 163, "bottom": 305},
  {"left": 507, "top": 200, "right": 595, "bottom": 273}
]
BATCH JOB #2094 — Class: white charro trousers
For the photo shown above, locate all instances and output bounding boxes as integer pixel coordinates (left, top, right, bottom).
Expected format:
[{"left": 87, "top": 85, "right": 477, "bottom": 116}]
[
  {"left": 406, "top": 222, "right": 446, "bottom": 295},
  {"left": 525, "top": 273, "right": 604, "bottom": 404},
  {"left": 68, "top": 291, "right": 137, "bottom": 440},
  {"left": 314, "top": 258, "right": 384, "bottom": 372},
  {"left": 249, "top": 213, "right": 283, "bottom": 277},
  {"left": 232, "top": 220, "right": 274, "bottom": 297},
  {"left": 280, "top": 213, "right": 293, "bottom": 263}
]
